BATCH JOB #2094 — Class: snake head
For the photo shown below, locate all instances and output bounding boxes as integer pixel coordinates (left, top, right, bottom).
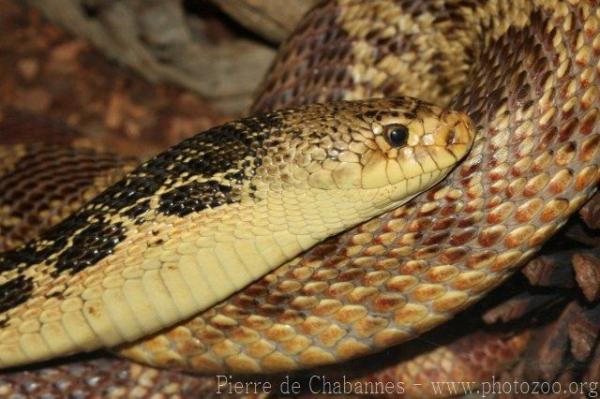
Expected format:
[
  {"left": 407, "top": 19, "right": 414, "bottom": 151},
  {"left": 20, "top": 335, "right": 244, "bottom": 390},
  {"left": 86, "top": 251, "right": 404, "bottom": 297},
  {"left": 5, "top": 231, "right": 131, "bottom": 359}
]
[
  {"left": 292, "top": 97, "right": 474, "bottom": 203},
  {"left": 357, "top": 97, "right": 474, "bottom": 188}
]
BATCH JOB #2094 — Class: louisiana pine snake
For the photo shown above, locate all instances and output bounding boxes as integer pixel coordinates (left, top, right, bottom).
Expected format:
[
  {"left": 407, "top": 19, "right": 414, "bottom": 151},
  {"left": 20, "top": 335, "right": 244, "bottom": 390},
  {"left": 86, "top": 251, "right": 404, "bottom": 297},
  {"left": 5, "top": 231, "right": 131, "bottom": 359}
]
[{"left": 1, "top": 0, "right": 600, "bottom": 397}]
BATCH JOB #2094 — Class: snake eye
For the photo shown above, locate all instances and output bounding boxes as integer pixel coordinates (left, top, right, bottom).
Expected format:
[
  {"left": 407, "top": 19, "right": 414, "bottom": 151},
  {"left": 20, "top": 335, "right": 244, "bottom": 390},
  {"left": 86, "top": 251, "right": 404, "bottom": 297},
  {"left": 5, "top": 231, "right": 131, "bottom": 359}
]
[{"left": 384, "top": 124, "right": 409, "bottom": 147}]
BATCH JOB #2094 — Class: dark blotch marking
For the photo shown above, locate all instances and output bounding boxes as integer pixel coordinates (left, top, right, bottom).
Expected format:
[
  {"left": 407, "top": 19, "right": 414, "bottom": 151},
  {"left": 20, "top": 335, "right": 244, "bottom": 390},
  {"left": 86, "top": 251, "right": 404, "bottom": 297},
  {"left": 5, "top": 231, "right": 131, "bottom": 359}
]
[
  {"left": 52, "top": 221, "right": 127, "bottom": 277},
  {"left": 122, "top": 198, "right": 151, "bottom": 224},
  {"left": 101, "top": 177, "right": 162, "bottom": 215},
  {"left": 0, "top": 275, "right": 34, "bottom": 327},
  {"left": 0, "top": 244, "right": 46, "bottom": 273},
  {"left": 149, "top": 115, "right": 278, "bottom": 217},
  {"left": 158, "top": 180, "right": 235, "bottom": 217}
]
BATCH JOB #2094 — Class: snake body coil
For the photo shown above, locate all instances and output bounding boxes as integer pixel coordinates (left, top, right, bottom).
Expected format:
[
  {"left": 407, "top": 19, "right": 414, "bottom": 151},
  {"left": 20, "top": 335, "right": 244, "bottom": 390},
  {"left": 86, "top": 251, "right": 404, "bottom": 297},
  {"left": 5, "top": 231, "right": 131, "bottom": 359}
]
[{"left": 0, "top": 0, "right": 599, "bottom": 388}]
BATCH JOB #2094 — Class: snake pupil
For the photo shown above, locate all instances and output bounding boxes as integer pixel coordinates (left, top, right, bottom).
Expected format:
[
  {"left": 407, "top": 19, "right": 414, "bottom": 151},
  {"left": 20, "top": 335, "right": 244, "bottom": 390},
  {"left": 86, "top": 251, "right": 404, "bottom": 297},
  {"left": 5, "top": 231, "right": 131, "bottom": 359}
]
[{"left": 385, "top": 124, "right": 409, "bottom": 147}]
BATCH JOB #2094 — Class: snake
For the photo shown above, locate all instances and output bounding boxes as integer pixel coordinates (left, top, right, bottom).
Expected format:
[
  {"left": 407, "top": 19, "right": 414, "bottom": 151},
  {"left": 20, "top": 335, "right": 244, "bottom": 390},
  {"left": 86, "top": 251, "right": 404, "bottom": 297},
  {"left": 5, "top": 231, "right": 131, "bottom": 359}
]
[
  {"left": 0, "top": 97, "right": 473, "bottom": 367},
  {"left": 0, "top": 0, "right": 599, "bottom": 392}
]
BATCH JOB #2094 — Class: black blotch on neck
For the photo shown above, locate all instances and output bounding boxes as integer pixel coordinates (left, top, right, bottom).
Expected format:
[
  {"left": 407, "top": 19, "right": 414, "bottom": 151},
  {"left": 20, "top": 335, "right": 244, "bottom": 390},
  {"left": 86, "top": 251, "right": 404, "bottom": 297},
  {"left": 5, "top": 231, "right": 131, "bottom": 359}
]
[
  {"left": 51, "top": 220, "right": 127, "bottom": 277},
  {"left": 92, "top": 112, "right": 278, "bottom": 220},
  {"left": 0, "top": 275, "right": 34, "bottom": 328},
  {"left": 158, "top": 180, "right": 236, "bottom": 216},
  {"left": 122, "top": 198, "right": 151, "bottom": 225},
  {"left": 152, "top": 114, "right": 280, "bottom": 217}
]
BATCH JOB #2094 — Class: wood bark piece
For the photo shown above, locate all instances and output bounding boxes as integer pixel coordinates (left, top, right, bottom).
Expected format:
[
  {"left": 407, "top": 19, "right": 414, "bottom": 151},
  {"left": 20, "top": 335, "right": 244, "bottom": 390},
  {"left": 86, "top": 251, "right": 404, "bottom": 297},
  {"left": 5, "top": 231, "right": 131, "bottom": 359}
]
[
  {"left": 26, "top": 0, "right": 276, "bottom": 114},
  {"left": 525, "top": 302, "right": 581, "bottom": 382},
  {"left": 212, "top": 0, "right": 319, "bottom": 43},
  {"left": 522, "top": 252, "right": 576, "bottom": 288},
  {"left": 568, "top": 305, "right": 600, "bottom": 362},
  {"left": 584, "top": 342, "right": 600, "bottom": 386},
  {"left": 566, "top": 221, "right": 600, "bottom": 246},
  {"left": 482, "top": 293, "right": 558, "bottom": 324},
  {"left": 0, "top": 1, "right": 226, "bottom": 156},
  {"left": 572, "top": 249, "right": 600, "bottom": 302},
  {"left": 580, "top": 193, "right": 600, "bottom": 229}
]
